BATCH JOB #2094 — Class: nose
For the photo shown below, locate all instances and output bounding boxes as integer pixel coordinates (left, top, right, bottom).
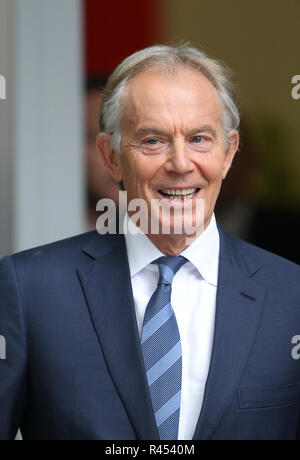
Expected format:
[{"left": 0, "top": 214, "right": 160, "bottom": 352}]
[{"left": 164, "top": 138, "right": 194, "bottom": 175}]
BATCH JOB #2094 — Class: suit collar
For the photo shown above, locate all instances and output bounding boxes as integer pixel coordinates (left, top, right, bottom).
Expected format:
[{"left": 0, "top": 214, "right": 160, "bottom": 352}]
[
  {"left": 217, "top": 225, "right": 261, "bottom": 277},
  {"left": 81, "top": 225, "right": 261, "bottom": 273},
  {"left": 81, "top": 230, "right": 123, "bottom": 260}
]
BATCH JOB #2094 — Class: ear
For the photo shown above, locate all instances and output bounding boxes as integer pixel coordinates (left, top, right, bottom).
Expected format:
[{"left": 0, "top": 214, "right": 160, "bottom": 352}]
[
  {"left": 222, "top": 130, "right": 239, "bottom": 179},
  {"left": 96, "top": 133, "right": 123, "bottom": 183}
]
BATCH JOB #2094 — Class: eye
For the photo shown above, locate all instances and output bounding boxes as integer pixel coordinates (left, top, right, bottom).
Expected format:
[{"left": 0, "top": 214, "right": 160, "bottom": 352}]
[
  {"left": 140, "top": 136, "right": 169, "bottom": 155},
  {"left": 146, "top": 138, "right": 159, "bottom": 145},
  {"left": 191, "top": 135, "right": 205, "bottom": 143},
  {"left": 189, "top": 134, "right": 213, "bottom": 153}
]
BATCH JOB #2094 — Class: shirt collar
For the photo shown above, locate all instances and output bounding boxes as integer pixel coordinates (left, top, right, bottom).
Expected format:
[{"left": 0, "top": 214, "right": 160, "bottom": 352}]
[
  {"left": 181, "top": 214, "right": 219, "bottom": 286},
  {"left": 124, "top": 213, "right": 220, "bottom": 286},
  {"left": 123, "top": 213, "right": 164, "bottom": 277}
]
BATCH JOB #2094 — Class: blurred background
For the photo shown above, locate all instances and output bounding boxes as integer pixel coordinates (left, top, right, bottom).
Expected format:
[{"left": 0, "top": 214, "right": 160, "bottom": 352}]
[{"left": 0, "top": 0, "right": 299, "bottom": 263}]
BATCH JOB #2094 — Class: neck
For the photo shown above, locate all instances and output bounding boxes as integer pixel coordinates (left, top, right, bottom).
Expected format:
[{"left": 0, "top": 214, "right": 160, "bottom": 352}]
[{"left": 148, "top": 234, "right": 191, "bottom": 256}]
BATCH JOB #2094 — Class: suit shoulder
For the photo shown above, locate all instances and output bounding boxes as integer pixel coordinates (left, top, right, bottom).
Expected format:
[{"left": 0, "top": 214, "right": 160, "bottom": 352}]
[
  {"left": 10, "top": 231, "right": 96, "bottom": 260},
  {"left": 1, "top": 232, "right": 100, "bottom": 275},
  {"left": 4, "top": 230, "right": 123, "bottom": 274},
  {"left": 221, "top": 229, "right": 300, "bottom": 279}
]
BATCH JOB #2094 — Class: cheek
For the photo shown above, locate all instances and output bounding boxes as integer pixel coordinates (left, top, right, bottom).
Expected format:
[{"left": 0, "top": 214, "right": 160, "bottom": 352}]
[
  {"left": 196, "top": 156, "right": 225, "bottom": 183},
  {"left": 125, "top": 153, "right": 163, "bottom": 185}
]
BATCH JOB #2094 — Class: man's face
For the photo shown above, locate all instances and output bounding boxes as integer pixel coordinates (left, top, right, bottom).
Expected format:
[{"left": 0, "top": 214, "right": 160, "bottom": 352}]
[{"left": 103, "top": 67, "right": 239, "bottom": 236}]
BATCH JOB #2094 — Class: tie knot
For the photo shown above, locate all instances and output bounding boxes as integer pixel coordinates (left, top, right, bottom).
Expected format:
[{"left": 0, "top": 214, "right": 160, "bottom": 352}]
[{"left": 154, "top": 255, "right": 187, "bottom": 285}]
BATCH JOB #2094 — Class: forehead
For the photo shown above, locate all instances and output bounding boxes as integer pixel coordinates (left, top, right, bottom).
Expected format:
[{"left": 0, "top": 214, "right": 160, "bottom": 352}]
[{"left": 122, "top": 66, "right": 222, "bottom": 131}]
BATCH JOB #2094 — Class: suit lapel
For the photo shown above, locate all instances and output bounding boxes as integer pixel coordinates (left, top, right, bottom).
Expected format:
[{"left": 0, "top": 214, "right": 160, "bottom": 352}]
[
  {"left": 77, "top": 232, "right": 159, "bottom": 440},
  {"left": 193, "top": 230, "right": 267, "bottom": 440}
]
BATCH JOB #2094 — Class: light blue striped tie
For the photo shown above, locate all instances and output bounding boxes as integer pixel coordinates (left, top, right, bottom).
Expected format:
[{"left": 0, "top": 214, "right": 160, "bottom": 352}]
[{"left": 141, "top": 255, "right": 187, "bottom": 440}]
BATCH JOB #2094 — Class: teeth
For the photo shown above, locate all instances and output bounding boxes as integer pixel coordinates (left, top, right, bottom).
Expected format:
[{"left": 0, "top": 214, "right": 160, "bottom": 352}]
[
  {"left": 166, "top": 193, "right": 195, "bottom": 200},
  {"left": 160, "top": 188, "right": 197, "bottom": 196},
  {"left": 159, "top": 188, "right": 199, "bottom": 200}
]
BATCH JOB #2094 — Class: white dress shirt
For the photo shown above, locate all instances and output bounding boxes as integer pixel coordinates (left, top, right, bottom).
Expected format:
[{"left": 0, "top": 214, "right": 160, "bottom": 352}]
[{"left": 123, "top": 213, "right": 220, "bottom": 440}]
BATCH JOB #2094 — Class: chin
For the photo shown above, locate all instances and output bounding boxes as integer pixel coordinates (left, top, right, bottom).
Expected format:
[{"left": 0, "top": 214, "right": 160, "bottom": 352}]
[{"left": 159, "top": 214, "right": 204, "bottom": 237}]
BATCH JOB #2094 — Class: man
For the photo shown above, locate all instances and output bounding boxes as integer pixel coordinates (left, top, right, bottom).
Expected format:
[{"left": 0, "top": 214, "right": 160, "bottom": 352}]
[{"left": 0, "top": 45, "right": 299, "bottom": 440}]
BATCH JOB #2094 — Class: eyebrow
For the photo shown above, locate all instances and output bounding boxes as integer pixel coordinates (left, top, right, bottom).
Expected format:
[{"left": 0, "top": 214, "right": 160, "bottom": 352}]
[
  {"left": 189, "top": 125, "right": 218, "bottom": 139},
  {"left": 135, "top": 124, "right": 218, "bottom": 139},
  {"left": 136, "top": 127, "right": 167, "bottom": 138}
]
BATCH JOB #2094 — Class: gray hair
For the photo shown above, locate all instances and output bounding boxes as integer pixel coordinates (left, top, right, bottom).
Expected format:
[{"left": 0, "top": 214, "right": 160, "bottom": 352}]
[{"left": 100, "top": 44, "right": 240, "bottom": 152}]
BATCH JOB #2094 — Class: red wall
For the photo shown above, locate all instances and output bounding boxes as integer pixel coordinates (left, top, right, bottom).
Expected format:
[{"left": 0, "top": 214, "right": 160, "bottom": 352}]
[{"left": 84, "top": 0, "right": 161, "bottom": 76}]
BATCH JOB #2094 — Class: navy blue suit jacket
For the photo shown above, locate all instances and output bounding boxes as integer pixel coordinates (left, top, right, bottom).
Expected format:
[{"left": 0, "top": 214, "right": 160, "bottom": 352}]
[{"left": 0, "top": 227, "right": 300, "bottom": 440}]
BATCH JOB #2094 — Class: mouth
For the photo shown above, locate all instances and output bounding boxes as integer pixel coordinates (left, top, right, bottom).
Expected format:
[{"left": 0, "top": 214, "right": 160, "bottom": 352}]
[{"left": 157, "top": 187, "right": 201, "bottom": 201}]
